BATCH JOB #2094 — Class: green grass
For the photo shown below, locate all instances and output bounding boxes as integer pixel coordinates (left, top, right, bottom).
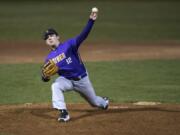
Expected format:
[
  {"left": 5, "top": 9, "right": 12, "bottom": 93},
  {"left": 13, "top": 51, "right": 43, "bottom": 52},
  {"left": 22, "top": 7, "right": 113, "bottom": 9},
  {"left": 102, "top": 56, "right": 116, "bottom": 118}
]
[
  {"left": 0, "top": 60, "right": 180, "bottom": 104},
  {"left": 0, "top": 0, "right": 180, "bottom": 42}
]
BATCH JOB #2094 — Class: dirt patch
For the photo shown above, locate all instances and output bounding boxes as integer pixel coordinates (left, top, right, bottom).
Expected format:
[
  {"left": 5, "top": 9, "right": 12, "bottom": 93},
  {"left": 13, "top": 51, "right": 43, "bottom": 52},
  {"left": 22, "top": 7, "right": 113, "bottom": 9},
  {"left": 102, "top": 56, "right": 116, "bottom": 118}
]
[
  {"left": 80, "top": 41, "right": 180, "bottom": 61},
  {"left": 0, "top": 103, "right": 180, "bottom": 135},
  {"left": 0, "top": 41, "right": 180, "bottom": 63}
]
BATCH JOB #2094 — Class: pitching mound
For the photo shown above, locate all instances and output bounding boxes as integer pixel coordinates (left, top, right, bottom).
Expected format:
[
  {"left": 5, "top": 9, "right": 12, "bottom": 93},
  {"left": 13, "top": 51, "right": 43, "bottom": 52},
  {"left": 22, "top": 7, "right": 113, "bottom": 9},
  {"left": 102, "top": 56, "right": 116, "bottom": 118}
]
[{"left": 0, "top": 103, "right": 180, "bottom": 135}]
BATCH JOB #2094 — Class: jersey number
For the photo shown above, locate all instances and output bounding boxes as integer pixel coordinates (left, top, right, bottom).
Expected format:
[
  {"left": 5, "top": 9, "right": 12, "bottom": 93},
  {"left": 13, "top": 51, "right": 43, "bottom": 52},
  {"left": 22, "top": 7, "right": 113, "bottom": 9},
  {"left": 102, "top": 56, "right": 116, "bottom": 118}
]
[{"left": 66, "top": 57, "right": 72, "bottom": 64}]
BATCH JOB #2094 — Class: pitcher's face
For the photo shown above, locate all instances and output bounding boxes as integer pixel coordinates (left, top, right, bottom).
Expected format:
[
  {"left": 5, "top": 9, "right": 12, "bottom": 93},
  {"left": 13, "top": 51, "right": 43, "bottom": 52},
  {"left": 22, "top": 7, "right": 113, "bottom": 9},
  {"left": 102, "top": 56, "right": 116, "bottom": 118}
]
[{"left": 46, "top": 34, "right": 60, "bottom": 47}]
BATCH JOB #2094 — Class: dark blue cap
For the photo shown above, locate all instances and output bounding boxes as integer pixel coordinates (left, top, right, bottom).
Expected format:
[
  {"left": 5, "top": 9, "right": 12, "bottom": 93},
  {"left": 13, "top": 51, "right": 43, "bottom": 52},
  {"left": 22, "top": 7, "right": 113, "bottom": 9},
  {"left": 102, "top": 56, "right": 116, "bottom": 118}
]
[{"left": 43, "top": 28, "right": 58, "bottom": 40}]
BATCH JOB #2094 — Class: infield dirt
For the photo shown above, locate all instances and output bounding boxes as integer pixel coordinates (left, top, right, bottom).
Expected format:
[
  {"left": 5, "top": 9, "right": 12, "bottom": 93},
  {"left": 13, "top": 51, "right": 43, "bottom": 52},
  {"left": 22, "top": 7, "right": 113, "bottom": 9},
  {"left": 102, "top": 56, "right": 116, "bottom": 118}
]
[
  {"left": 0, "top": 41, "right": 180, "bottom": 63},
  {"left": 0, "top": 41, "right": 180, "bottom": 135},
  {"left": 0, "top": 103, "right": 180, "bottom": 135}
]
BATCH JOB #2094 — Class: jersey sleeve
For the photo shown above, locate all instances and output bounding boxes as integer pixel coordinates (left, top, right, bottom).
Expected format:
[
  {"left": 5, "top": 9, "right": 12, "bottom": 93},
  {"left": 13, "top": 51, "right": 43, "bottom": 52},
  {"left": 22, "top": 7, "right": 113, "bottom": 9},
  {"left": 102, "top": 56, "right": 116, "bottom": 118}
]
[{"left": 73, "top": 19, "right": 95, "bottom": 50}]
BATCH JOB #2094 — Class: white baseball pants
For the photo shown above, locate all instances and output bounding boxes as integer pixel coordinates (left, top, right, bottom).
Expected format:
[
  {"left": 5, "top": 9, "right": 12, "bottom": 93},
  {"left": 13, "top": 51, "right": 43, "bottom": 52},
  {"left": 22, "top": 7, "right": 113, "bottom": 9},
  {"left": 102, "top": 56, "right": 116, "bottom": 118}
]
[{"left": 51, "top": 75, "right": 107, "bottom": 110}]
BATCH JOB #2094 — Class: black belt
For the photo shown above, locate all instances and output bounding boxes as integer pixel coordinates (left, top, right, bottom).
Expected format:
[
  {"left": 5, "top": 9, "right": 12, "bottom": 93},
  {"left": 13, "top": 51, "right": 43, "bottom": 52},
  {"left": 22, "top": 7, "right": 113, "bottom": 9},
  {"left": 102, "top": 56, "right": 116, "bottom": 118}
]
[{"left": 67, "top": 73, "right": 87, "bottom": 81}]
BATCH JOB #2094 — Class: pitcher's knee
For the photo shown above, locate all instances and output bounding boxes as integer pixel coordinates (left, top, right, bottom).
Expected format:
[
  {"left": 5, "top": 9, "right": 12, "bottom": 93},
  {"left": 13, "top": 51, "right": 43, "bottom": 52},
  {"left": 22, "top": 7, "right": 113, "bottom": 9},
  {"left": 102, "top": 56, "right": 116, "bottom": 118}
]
[
  {"left": 51, "top": 82, "right": 64, "bottom": 92},
  {"left": 51, "top": 83, "right": 57, "bottom": 91}
]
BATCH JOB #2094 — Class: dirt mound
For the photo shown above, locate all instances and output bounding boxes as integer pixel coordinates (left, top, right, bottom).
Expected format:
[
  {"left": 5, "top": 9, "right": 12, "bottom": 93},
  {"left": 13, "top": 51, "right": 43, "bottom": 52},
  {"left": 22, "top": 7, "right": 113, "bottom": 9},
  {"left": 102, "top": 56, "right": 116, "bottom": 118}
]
[{"left": 0, "top": 103, "right": 180, "bottom": 135}]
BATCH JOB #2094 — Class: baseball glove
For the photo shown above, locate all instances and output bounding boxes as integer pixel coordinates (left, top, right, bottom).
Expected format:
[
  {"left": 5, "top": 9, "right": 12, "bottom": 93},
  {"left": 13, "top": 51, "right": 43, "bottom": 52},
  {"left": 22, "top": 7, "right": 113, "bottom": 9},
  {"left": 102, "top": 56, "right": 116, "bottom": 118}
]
[{"left": 42, "top": 59, "right": 59, "bottom": 79}]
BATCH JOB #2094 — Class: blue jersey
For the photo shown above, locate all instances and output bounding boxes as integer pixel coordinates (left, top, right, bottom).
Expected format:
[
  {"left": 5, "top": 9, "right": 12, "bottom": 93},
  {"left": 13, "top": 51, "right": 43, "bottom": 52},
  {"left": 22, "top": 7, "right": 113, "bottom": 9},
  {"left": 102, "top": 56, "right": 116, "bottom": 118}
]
[{"left": 45, "top": 19, "right": 94, "bottom": 79}]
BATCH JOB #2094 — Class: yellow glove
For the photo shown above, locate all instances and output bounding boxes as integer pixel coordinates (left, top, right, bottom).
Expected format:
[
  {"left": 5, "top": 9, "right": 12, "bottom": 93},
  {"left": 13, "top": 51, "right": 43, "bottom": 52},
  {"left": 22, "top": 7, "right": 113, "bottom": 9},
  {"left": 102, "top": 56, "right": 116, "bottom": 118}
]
[{"left": 42, "top": 59, "right": 59, "bottom": 79}]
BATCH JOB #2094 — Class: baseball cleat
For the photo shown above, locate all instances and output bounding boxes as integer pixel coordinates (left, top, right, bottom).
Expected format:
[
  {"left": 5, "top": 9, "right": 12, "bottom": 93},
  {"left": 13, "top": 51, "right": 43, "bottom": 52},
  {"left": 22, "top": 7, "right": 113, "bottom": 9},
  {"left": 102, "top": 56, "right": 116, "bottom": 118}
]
[
  {"left": 103, "top": 97, "right": 109, "bottom": 110},
  {"left": 58, "top": 109, "right": 70, "bottom": 122}
]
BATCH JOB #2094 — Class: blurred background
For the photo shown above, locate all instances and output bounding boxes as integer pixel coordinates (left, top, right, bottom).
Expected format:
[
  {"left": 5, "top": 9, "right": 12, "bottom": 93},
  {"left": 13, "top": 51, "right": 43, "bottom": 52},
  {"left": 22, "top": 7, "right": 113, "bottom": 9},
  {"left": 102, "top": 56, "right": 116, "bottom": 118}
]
[{"left": 0, "top": 0, "right": 179, "bottom": 42}]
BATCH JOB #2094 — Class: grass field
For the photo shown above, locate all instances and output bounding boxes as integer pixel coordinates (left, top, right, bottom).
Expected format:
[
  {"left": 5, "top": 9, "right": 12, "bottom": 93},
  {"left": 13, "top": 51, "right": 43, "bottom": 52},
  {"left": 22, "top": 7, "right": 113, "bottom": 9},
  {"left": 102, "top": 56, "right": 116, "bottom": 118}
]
[
  {"left": 0, "top": 0, "right": 180, "bottom": 42},
  {"left": 0, "top": 60, "right": 180, "bottom": 104}
]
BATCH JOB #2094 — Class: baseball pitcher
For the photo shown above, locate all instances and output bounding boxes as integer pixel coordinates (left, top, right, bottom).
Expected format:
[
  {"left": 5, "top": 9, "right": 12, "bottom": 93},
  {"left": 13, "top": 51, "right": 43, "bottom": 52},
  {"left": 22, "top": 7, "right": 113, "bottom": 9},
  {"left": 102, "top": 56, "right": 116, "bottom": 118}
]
[{"left": 41, "top": 7, "right": 109, "bottom": 122}]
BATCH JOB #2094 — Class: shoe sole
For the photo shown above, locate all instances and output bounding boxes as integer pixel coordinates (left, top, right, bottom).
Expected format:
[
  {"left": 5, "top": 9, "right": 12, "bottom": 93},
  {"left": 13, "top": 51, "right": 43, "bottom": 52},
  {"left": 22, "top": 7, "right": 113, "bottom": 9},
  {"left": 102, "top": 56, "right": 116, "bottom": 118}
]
[{"left": 58, "top": 115, "right": 70, "bottom": 122}]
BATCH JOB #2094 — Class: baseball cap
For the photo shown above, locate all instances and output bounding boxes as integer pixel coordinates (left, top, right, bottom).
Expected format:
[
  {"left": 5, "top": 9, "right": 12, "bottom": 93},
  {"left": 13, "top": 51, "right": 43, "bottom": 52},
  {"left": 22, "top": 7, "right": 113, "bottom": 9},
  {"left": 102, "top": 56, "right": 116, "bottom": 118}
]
[{"left": 43, "top": 28, "right": 59, "bottom": 40}]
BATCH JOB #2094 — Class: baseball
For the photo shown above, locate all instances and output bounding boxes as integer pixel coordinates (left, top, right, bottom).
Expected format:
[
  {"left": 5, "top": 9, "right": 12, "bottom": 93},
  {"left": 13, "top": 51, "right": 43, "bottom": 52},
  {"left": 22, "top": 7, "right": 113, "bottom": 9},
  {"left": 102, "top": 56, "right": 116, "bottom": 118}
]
[{"left": 92, "top": 7, "right": 98, "bottom": 12}]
